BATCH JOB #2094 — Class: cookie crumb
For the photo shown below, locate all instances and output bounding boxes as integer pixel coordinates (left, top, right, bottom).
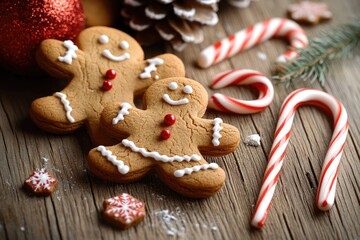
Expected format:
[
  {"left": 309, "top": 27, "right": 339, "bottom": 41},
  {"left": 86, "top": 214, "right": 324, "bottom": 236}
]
[{"left": 244, "top": 134, "right": 261, "bottom": 147}]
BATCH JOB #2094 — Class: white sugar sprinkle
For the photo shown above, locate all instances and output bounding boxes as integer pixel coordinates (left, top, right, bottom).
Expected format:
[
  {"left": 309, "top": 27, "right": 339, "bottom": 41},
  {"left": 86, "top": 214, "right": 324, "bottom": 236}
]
[{"left": 257, "top": 51, "right": 267, "bottom": 61}]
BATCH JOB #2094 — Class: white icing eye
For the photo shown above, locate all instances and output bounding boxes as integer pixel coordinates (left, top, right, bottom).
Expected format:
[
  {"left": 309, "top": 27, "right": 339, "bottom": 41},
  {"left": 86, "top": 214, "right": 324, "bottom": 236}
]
[
  {"left": 120, "top": 40, "right": 129, "bottom": 49},
  {"left": 99, "top": 35, "right": 109, "bottom": 44},
  {"left": 168, "top": 82, "right": 178, "bottom": 90},
  {"left": 183, "top": 85, "right": 193, "bottom": 94}
]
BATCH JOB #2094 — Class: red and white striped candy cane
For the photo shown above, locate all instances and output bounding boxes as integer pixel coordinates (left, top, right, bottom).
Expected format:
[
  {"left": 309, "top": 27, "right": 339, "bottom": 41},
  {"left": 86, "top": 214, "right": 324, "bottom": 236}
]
[
  {"left": 208, "top": 69, "right": 274, "bottom": 114},
  {"left": 197, "top": 18, "right": 308, "bottom": 68},
  {"left": 252, "top": 88, "right": 348, "bottom": 228}
]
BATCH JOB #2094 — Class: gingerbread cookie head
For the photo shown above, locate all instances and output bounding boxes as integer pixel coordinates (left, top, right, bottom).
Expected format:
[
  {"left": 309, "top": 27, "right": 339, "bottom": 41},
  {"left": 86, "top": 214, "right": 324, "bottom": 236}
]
[
  {"left": 77, "top": 26, "right": 144, "bottom": 67},
  {"left": 144, "top": 78, "right": 208, "bottom": 117},
  {"left": 31, "top": 26, "right": 185, "bottom": 146}
]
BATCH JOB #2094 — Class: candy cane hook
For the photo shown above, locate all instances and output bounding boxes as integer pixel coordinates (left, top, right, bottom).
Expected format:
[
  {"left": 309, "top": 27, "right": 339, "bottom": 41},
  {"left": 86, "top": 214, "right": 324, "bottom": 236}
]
[
  {"left": 197, "top": 18, "right": 308, "bottom": 68},
  {"left": 252, "top": 88, "right": 348, "bottom": 228},
  {"left": 208, "top": 69, "right": 274, "bottom": 114}
]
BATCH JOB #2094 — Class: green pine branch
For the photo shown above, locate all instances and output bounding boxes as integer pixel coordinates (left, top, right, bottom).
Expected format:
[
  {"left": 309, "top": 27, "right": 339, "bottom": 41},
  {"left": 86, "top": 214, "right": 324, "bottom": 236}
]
[{"left": 273, "top": 20, "right": 360, "bottom": 86}]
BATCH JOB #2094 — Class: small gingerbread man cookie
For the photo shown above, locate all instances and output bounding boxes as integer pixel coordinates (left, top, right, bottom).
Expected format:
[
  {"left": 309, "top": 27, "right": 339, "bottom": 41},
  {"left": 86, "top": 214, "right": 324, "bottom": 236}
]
[
  {"left": 88, "top": 78, "right": 240, "bottom": 198},
  {"left": 30, "top": 26, "right": 185, "bottom": 145},
  {"left": 288, "top": 1, "right": 332, "bottom": 25}
]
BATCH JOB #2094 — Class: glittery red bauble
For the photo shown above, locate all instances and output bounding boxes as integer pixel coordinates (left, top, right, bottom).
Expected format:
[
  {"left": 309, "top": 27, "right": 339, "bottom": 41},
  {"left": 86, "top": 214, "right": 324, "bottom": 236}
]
[{"left": 0, "top": 0, "right": 84, "bottom": 75}]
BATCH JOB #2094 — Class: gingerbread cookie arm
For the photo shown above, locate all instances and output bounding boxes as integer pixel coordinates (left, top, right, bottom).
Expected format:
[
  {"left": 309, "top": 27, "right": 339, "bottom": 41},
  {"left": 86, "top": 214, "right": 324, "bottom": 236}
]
[
  {"left": 133, "top": 54, "right": 185, "bottom": 95},
  {"left": 36, "top": 39, "right": 85, "bottom": 79},
  {"left": 30, "top": 91, "right": 88, "bottom": 134},
  {"left": 196, "top": 118, "right": 240, "bottom": 156},
  {"left": 101, "top": 102, "right": 147, "bottom": 138}
]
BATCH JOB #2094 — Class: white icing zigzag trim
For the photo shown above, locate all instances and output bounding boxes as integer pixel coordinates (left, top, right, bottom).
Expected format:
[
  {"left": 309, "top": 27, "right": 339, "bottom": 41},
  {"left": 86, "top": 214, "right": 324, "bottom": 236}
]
[
  {"left": 174, "top": 163, "right": 219, "bottom": 177},
  {"left": 58, "top": 40, "right": 78, "bottom": 64},
  {"left": 121, "top": 139, "right": 201, "bottom": 162},
  {"left": 112, "top": 102, "right": 132, "bottom": 125},
  {"left": 54, "top": 92, "right": 75, "bottom": 123},
  {"left": 97, "top": 146, "right": 130, "bottom": 174},
  {"left": 139, "top": 58, "right": 164, "bottom": 79},
  {"left": 212, "top": 118, "right": 223, "bottom": 146}
]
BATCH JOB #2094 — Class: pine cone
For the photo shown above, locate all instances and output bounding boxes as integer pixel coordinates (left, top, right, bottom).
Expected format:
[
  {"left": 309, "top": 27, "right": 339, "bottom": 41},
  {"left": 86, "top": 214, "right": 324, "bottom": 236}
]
[{"left": 121, "top": 0, "right": 220, "bottom": 51}]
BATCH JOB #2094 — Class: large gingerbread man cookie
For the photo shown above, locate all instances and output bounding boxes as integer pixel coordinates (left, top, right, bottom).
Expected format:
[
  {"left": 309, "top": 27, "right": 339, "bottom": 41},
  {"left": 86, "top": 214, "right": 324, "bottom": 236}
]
[
  {"left": 88, "top": 78, "right": 240, "bottom": 198},
  {"left": 30, "top": 26, "right": 185, "bottom": 145}
]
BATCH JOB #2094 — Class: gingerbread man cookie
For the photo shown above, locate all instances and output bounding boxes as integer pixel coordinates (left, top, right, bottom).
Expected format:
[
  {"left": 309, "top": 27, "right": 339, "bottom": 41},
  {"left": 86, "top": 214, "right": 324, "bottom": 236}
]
[
  {"left": 30, "top": 26, "right": 185, "bottom": 145},
  {"left": 88, "top": 78, "right": 240, "bottom": 198}
]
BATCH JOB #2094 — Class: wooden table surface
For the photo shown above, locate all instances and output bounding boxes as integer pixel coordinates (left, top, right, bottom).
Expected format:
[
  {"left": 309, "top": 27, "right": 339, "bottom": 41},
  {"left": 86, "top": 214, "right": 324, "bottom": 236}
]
[{"left": 1, "top": 0, "right": 359, "bottom": 239}]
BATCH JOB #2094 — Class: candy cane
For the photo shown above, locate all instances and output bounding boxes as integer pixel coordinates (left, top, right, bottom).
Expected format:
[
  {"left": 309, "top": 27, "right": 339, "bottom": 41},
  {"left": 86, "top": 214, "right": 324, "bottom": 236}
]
[
  {"left": 208, "top": 69, "right": 274, "bottom": 114},
  {"left": 197, "top": 18, "right": 308, "bottom": 68},
  {"left": 251, "top": 88, "right": 348, "bottom": 228}
]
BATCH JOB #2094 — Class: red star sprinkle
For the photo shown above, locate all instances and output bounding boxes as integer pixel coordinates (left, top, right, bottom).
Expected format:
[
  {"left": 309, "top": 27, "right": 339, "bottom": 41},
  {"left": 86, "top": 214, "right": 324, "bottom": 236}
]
[
  {"left": 24, "top": 170, "right": 58, "bottom": 196},
  {"left": 288, "top": 1, "right": 332, "bottom": 25},
  {"left": 103, "top": 193, "right": 145, "bottom": 229}
]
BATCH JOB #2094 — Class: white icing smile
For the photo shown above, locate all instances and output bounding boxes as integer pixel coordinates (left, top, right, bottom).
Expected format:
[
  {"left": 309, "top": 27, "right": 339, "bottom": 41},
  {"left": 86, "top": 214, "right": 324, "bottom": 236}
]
[
  {"left": 163, "top": 82, "right": 193, "bottom": 105},
  {"left": 99, "top": 34, "right": 131, "bottom": 62},
  {"left": 163, "top": 94, "right": 189, "bottom": 105},
  {"left": 102, "top": 50, "right": 130, "bottom": 62}
]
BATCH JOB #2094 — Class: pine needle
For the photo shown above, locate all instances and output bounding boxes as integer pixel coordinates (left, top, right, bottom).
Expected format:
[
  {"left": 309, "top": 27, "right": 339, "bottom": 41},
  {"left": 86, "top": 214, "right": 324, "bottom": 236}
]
[{"left": 273, "top": 21, "right": 360, "bottom": 86}]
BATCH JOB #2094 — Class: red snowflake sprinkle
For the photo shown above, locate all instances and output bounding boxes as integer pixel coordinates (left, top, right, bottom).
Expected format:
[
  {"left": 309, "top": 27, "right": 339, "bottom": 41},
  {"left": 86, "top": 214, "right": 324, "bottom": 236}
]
[
  {"left": 288, "top": 1, "right": 332, "bottom": 25},
  {"left": 103, "top": 193, "right": 145, "bottom": 229},
  {"left": 24, "top": 170, "right": 58, "bottom": 196}
]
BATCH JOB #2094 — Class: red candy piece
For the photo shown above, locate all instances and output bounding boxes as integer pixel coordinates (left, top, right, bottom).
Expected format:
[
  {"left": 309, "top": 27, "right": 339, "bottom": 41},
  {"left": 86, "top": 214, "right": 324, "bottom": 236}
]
[
  {"left": 164, "top": 114, "right": 176, "bottom": 126},
  {"left": 160, "top": 129, "right": 171, "bottom": 140},
  {"left": 105, "top": 69, "right": 116, "bottom": 80},
  {"left": 102, "top": 80, "right": 113, "bottom": 91}
]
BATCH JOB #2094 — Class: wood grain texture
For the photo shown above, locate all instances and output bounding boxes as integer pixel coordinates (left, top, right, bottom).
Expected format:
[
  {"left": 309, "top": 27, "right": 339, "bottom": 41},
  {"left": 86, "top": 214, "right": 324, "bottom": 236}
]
[{"left": 1, "top": 0, "right": 359, "bottom": 239}]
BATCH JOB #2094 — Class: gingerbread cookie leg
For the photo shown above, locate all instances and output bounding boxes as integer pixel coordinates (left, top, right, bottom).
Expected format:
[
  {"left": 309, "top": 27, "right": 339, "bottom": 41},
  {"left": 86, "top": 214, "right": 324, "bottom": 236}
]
[
  {"left": 156, "top": 159, "right": 226, "bottom": 198},
  {"left": 88, "top": 144, "right": 154, "bottom": 183}
]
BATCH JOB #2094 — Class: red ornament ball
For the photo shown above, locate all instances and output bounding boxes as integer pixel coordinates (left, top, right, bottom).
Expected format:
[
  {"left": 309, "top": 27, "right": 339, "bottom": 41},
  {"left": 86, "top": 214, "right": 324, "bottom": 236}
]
[
  {"left": 105, "top": 69, "right": 117, "bottom": 80},
  {"left": 102, "top": 81, "right": 113, "bottom": 91},
  {"left": 160, "top": 129, "right": 171, "bottom": 140},
  {"left": 0, "top": 0, "right": 84, "bottom": 75},
  {"left": 164, "top": 114, "right": 176, "bottom": 126}
]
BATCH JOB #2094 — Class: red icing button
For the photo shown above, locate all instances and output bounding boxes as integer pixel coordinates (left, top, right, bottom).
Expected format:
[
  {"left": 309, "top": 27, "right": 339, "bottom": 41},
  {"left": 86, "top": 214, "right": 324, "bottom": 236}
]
[
  {"left": 105, "top": 69, "right": 116, "bottom": 80},
  {"left": 160, "top": 129, "right": 171, "bottom": 140},
  {"left": 164, "top": 114, "right": 176, "bottom": 126},
  {"left": 102, "top": 80, "right": 112, "bottom": 91}
]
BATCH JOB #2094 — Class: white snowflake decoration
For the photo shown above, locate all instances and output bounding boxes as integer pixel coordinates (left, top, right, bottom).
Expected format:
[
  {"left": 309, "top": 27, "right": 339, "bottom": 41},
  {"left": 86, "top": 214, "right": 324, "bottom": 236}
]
[
  {"left": 25, "top": 170, "right": 57, "bottom": 191},
  {"left": 105, "top": 193, "right": 145, "bottom": 224}
]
